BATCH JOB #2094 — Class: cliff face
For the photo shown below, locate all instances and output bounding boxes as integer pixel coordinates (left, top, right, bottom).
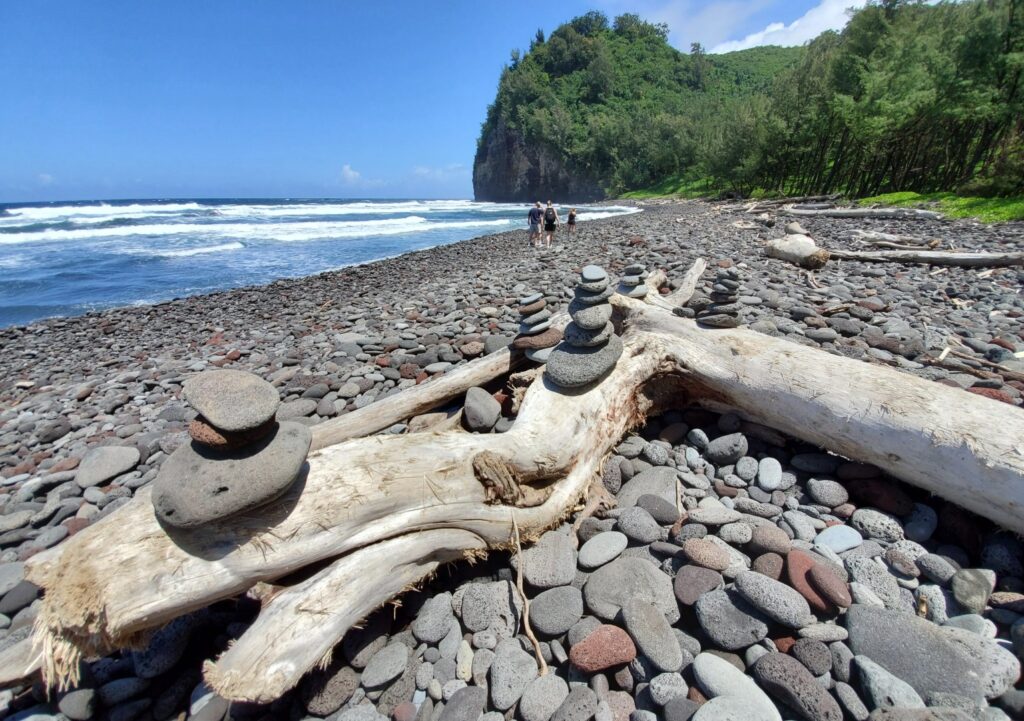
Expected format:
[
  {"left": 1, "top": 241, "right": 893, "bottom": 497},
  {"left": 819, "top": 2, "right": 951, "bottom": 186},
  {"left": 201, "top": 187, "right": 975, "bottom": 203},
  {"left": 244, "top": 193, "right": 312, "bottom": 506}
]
[{"left": 473, "top": 117, "right": 604, "bottom": 202}]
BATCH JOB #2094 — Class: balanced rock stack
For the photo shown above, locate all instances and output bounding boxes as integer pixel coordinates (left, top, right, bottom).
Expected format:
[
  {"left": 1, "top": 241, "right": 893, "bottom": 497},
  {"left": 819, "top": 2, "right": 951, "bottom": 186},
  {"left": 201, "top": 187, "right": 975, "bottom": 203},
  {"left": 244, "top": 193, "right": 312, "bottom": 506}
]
[
  {"left": 695, "top": 266, "right": 744, "bottom": 328},
  {"left": 511, "top": 291, "right": 561, "bottom": 364},
  {"left": 545, "top": 265, "right": 623, "bottom": 388},
  {"left": 152, "top": 369, "right": 312, "bottom": 529},
  {"left": 617, "top": 262, "right": 649, "bottom": 299}
]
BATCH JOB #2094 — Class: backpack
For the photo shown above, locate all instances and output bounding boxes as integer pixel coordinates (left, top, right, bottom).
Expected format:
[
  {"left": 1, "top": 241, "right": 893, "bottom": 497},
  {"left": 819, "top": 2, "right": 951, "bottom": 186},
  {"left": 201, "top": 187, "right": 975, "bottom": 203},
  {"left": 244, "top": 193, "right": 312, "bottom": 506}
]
[{"left": 544, "top": 207, "right": 556, "bottom": 222}]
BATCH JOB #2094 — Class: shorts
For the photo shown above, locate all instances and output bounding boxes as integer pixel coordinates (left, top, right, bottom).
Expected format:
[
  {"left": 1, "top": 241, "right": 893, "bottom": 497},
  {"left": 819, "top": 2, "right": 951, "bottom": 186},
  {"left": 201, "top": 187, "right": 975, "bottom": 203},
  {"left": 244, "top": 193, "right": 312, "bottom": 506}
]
[
  {"left": 544, "top": 222, "right": 556, "bottom": 232},
  {"left": 529, "top": 222, "right": 540, "bottom": 234}
]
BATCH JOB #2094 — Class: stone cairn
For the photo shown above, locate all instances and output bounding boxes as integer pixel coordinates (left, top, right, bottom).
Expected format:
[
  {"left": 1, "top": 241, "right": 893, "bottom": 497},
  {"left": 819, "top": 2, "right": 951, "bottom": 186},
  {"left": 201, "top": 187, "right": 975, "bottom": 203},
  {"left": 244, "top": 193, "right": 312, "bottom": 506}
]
[
  {"left": 152, "top": 369, "right": 312, "bottom": 529},
  {"left": 617, "top": 262, "right": 649, "bottom": 299},
  {"left": 545, "top": 265, "right": 623, "bottom": 388},
  {"left": 693, "top": 265, "right": 744, "bottom": 328},
  {"left": 511, "top": 291, "right": 561, "bottom": 364}
]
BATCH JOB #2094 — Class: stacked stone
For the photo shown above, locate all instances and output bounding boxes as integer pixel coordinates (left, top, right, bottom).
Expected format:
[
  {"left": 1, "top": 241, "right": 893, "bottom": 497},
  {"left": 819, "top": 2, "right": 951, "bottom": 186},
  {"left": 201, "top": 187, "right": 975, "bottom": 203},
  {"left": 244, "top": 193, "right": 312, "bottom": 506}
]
[
  {"left": 617, "top": 263, "right": 649, "bottom": 299},
  {"left": 545, "top": 265, "right": 623, "bottom": 388},
  {"left": 510, "top": 291, "right": 561, "bottom": 364},
  {"left": 695, "top": 266, "right": 744, "bottom": 328},
  {"left": 152, "top": 369, "right": 312, "bottom": 529}
]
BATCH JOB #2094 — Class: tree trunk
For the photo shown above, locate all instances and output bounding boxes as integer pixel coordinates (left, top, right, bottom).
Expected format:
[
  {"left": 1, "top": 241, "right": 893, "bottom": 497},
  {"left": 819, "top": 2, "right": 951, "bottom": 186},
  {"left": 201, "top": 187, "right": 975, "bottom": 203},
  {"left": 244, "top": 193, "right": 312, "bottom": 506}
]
[
  {"left": 827, "top": 249, "right": 1024, "bottom": 267},
  {"left": 14, "top": 264, "right": 1024, "bottom": 703}
]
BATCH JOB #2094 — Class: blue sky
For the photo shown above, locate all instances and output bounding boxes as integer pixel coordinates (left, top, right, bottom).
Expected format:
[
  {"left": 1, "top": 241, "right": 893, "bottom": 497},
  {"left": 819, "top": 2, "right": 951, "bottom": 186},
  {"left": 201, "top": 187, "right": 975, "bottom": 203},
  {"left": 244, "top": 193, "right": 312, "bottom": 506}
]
[{"left": 0, "top": 0, "right": 862, "bottom": 202}]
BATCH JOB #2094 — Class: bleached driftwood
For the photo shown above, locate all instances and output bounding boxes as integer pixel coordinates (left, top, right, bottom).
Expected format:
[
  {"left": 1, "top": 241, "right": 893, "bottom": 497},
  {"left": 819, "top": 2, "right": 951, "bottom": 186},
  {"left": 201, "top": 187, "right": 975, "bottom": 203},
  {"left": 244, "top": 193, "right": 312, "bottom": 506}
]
[
  {"left": 782, "top": 206, "right": 943, "bottom": 221},
  {"left": 15, "top": 260, "right": 1024, "bottom": 703},
  {"left": 846, "top": 229, "right": 937, "bottom": 247},
  {"left": 827, "top": 249, "right": 1024, "bottom": 267},
  {"left": 765, "top": 234, "right": 830, "bottom": 269}
]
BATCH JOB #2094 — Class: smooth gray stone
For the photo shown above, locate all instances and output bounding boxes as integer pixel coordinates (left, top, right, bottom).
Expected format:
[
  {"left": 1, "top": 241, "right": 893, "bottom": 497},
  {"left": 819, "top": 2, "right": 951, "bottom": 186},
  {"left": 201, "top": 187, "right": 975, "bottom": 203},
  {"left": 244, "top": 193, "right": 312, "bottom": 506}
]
[
  {"left": 183, "top": 369, "right": 280, "bottom": 432},
  {"left": 850, "top": 509, "right": 905, "bottom": 543},
  {"left": 526, "top": 346, "right": 554, "bottom": 363},
  {"left": 568, "top": 300, "right": 612, "bottom": 330},
  {"left": 854, "top": 655, "right": 925, "bottom": 709},
  {"left": 690, "top": 696, "right": 775, "bottom": 721},
  {"left": 152, "top": 421, "right": 311, "bottom": 528},
  {"left": 522, "top": 309, "right": 553, "bottom": 326},
  {"left": 133, "top": 615, "right": 193, "bottom": 678},
  {"left": 551, "top": 686, "right": 598, "bottom": 721},
  {"left": 519, "top": 674, "right": 569, "bottom": 721},
  {"left": 459, "top": 580, "right": 522, "bottom": 638},
  {"left": 519, "top": 319, "right": 553, "bottom": 335},
  {"left": 76, "top": 446, "right": 141, "bottom": 488},
  {"left": 563, "top": 321, "right": 614, "bottom": 348},
  {"left": 694, "top": 590, "right": 769, "bottom": 650},
  {"left": 519, "top": 292, "right": 543, "bottom": 306},
  {"left": 581, "top": 265, "right": 608, "bottom": 283},
  {"left": 545, "top": 335, "right": 623, "bottom": 389},
  {"left": 0, "top": 562, "right": 25, "bottom": 597},
  {"left": 622, "top": 598, "right": 683, "bottom": 672},
  {"left": 462, "top": 387, "right": 500, "bottom": 432},
  {"left": 578, "top": 532, "right": 628, "bottom": 569},
  {"left": 530, "top": 586, "right": 584, "bottom": 637},
  {"left": 617, "top": 507, "right": 662, "bottom": 544},
  {"left": 361, "top": 643, "right": 410, "bottom": 688},
  {"left": 573, "top": 286, "right": 615, "bottom": 306},
  {"left": 845, "top": 605, "right": 996, "bottom": 702},
  {"left": 751, "top": 653, "right": 842, "bottom": 721},
  {"left": 704, "top": 433, "right": 747, "bottom": 465},
  {"left": 438, "top": 686, "right": 486, "bottom": 721},
  {"left": 734, "top": 570, "right": 813, "bottom": 628},
  {"left": 616, "top": 467, "right": 678, "bottom": 508},
  {"left": 691, "top": 653, "right": 780, "bottom": 721},
  {"left": 583, "top": 557, "right": 679, "bottom": 623}
]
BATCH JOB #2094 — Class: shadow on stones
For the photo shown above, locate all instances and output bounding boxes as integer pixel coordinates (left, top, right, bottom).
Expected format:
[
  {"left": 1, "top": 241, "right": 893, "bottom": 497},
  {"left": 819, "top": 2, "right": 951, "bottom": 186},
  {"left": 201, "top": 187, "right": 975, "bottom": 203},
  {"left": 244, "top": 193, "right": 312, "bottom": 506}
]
[{"left": 158, "top": 462, "right": 309, "bottom": 561}]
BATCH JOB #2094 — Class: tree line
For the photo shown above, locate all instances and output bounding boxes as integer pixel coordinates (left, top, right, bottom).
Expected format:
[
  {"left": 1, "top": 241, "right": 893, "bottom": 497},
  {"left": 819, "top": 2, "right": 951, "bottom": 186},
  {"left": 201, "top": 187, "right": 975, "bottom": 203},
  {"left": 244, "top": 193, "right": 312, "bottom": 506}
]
[{"left": 476, "top": 1, "right": 1023, "bottom": 199}]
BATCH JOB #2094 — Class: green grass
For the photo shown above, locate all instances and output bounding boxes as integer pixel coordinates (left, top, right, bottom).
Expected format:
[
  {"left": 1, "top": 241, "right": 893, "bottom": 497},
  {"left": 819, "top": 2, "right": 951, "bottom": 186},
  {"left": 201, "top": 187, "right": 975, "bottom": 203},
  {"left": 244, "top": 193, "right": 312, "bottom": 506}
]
[
  {"left": 858, "top": 191, "right": 1024, "bottom": 223},
  {"left": 620, "top": 175, "right": 711, "bottom": 199}
]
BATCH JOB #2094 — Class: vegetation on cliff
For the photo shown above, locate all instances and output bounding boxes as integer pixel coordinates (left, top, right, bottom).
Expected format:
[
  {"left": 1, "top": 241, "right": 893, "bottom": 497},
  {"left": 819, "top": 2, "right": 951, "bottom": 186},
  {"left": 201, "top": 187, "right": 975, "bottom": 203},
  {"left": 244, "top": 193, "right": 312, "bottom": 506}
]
[{"left": 474, "top": 1, "right": 1023, "bottom": 202}]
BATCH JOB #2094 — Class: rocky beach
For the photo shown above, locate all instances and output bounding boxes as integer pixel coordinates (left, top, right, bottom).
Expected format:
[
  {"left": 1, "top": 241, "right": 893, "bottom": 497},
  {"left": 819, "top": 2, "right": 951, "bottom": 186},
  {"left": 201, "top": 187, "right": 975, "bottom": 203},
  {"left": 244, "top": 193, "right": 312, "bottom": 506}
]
[{"left": 1, "top": 200, "right": 1023, "bottom": 721}]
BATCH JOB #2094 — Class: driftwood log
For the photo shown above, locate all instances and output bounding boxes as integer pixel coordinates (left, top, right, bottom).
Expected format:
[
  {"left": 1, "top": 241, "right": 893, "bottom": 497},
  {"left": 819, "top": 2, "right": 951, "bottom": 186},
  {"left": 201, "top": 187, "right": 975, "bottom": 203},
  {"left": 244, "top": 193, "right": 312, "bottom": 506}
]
[
  {"left": 6, "top": 261, "right": 1024, "bottom": 703},
  {"left": 827, "top": 248, "right": 1024, "bottom": 267},
  {"left": 780, "top": 205, "right": 944, "bottom": 221}
]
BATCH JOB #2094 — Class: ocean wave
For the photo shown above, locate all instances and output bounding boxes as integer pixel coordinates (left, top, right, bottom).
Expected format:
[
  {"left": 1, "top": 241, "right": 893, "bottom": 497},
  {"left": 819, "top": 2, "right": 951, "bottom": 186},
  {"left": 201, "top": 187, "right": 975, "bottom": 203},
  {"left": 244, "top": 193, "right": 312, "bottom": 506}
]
[
  {"left": 122, "top": 242, "right": 246, "bottom": 258},
  {"left": 0, "top": 215, "right": 517, "bottom": 245},
  {"left": 1, "top": 202, "right": 206, "bottom": 222}
]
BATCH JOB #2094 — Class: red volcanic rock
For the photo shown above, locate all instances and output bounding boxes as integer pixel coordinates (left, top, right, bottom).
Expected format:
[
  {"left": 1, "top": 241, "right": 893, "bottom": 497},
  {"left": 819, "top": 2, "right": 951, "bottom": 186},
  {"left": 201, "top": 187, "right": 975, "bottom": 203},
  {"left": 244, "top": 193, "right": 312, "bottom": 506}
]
[
  {"left": 511, "top": 327, "right": 562, "bottom": 350},
  {"left": 569, "top": 625, "right": 637, "bottom": 672},
  {"left": 188, "top": 416, "right": 276, "bottom": 450},
  {"left": 786, "top": 549, "right": 835, "bottom": 615},
  {"left": 966, "top": 387, "right": 1017, "bottom": 405},
  {"left": 773, "top": 635, "right": 798, "bottom": 654},
  {"left": 518, "top": 300, "right": 546, "bottom": 315},
  {"left": 845, "top": 478, "right": 914, "bottom": 515},
  {"left": 460, "top": 341, "right": 485, "bottom": 358},
  {"left": 51, "top": 457, "right": 81, "bottom": 472},
  {"left": 399, "top": 363, "right": 420, "bottom": 380},
  {"left": 808, "top": 563, "right": 852, "bottom": 608}
]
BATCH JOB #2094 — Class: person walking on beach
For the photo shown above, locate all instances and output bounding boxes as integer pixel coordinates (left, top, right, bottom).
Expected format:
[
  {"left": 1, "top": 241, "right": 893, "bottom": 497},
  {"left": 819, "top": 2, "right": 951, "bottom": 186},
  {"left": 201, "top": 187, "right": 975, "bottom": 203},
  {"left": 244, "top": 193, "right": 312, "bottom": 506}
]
[
  {"left": 527, "top": 202, "right": 543, "bottom": 247},
  {"left": 567, "top": 208, "right": 577, "bottom": 235},
  {"left": 542, "top": 201, "right": 559, "bottom": 248}
]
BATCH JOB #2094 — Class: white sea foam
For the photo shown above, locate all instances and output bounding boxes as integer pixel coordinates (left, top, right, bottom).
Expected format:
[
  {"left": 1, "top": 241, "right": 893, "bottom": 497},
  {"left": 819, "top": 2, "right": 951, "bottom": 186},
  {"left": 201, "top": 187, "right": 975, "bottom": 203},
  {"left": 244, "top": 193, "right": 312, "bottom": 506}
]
[
  {"left": 1, "top": 202, "right": 206, "bottom": 222},
  {"left": 0, "top": 215, "right": 517, "bottom": 246},
  {"left": 148, "top": 242, "right": 246, "bottom": 258}
]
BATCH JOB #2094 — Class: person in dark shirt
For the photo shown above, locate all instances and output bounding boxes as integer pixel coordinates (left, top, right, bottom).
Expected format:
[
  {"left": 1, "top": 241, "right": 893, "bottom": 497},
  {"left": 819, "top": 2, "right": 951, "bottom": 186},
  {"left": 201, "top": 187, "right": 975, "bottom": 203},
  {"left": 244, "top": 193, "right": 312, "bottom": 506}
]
[
  {"left": 527, "top": 202, "right": 543, "bottom": 247},
  {"left": 567, "top": 208, "right": 577, "bottom": 234},
  {"left": 542, "top": 201, "right": 559, "bottom": 247}
]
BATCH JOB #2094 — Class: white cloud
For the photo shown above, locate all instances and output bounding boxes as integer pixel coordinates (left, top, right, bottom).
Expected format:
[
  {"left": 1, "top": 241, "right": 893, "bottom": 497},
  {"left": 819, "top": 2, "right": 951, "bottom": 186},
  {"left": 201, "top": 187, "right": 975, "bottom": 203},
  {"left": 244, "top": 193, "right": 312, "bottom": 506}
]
[
  {"left": 596, "top": 0, "right": 774, "bottom": 51},
  {"left": 340, "top": 164, "right": 361, "bottom": 185},
  {"left": 37, "top": 173, "right": 54, "bottom": 185},
  {"left": 339, "top": 163, "right": 385, "bottom": 189},
  {"left": 710, "top": 0, "right": 867, "bottom": 53}
]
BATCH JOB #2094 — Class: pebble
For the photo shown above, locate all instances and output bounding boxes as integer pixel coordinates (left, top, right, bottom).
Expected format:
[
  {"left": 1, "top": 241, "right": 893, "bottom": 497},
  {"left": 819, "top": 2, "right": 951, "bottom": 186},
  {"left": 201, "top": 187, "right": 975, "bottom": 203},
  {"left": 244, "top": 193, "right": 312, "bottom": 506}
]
[
  {"left": 75, "top": 446, "right": 141, "bottom": 488},
  {"left": 518, "top": 530, "right": 577, "bottom": 589},
  {"left": 583, "top": 557, "right": 679, "bottom": 623},
  {"left": 673, "top": 565, "right": 724, "bottom": 606},
  {"left": 462, "top": 387, "right": 501, "bottom": 432},
  {"left": 578, "top": 532, "right": 628, "bottom": 569},
  {"left": 749, "top": 525, "right": 791, "bottom": 555},
  {"left": 617, "top": 507, "right": 662, "bottom": 544},
  {"left": 734, "top": 570, "right": 813, "bottom": 628},
  {"left": 681, "top": 539, "right": 731, "bottom": 572},
  {"left": 950, "top": 568, "right": 994, "bottom": 615},
  {"left": 622, "top": 598, "right": 683, "bottom": 672},
  {"left": 183, "top": 369, "right": 280, "bottom": 432},
  {"left": 752, "top": 653, "right": 842, "bottom": 721},
  {"left": 413, "top": 593, "right": 455, "bottom": 644},
  {"left": 704, "top": 434, "right": 747, "bottom": 465},
  {"left": 489, "top": 639, "right": 538, "bottom": 710},
  {"left": 520, "top": 674, "right": 569, "bottom": 721},
  {"left": 694, "top": 590, "right": 769, "bottom": 650},
  {"left": 850, "top": 509, "right": 905, "bottom": 543},
  {"left": 531, "top": 586, "right": 584, "bottom": 637},
  {"left": 815, "top": 525, "right": 863, "bottom": 554},
  {"left": 854, "top": 655, "right": 926, "bottom": 709},
  {"left": 570, "top": 625, "right": 637, "bottom": 672},
  {"left": 691, "top": 653, "right": 781, "bottom": 721},
  {"left": 551, "top": 686, "right": 599, "bottom": 721}
]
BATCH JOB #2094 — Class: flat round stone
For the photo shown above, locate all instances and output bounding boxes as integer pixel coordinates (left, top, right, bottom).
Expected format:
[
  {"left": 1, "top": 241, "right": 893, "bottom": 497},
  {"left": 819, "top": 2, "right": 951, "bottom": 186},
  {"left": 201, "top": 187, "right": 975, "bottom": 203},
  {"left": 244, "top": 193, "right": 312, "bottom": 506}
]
[
  {"left": 545, "top": 335, "right": 623, "bottom": 389},
  {"left": 578, "top": 278, "right": 610, "bottom": 293},
  {"left": 624, "top": 285, "right": 649, "bottom": 299},
  {"left": 519, "top": 320, "right": 553, "bottom": 335},
  {"left": 521, "top": 309, "right": 552, "bottom": 326},
  {"left": 183, "top": 370, "right": 280, "bottom": 432},
  {"left": 525, "top": 347, "right": 554, "bottom": 364},
  {"left": 569, "top": 301, "right": 612, "bottom": 330},
  {"left": 563, "top": 322, "right": 613, "bottom": 348},
  {"left": 581, "top": 265, "right": 608, "bottom": 283},
  {"left": 512, "top": 327, "right": 562, "bottom": 350},
  {"left": 619, "top": 275, "right": 642, "bottom": 287},
  {"left": 579, "top": 531, "right": 628, "bottom": 569},
  {"left": 518, "top": 299, "right": 546, "bottom": 315},
  {"left": 152, "top": 421, "right": 311, "bottom": 528},
  {"left": 624, "top": 264, "right": 644, "bottom": 275},
  {"left": 573, "top": 286, "right": 614, "bottom": 306},
  {"left": 519, "top": 292, "right": 543, "bottom": 306}
]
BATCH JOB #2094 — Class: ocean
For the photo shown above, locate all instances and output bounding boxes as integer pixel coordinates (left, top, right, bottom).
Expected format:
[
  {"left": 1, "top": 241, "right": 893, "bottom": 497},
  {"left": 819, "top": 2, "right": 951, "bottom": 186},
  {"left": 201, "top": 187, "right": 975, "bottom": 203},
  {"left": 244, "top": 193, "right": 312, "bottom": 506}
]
[{"left": 0, "top": 198, "right": 639, "bottom": 328}]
